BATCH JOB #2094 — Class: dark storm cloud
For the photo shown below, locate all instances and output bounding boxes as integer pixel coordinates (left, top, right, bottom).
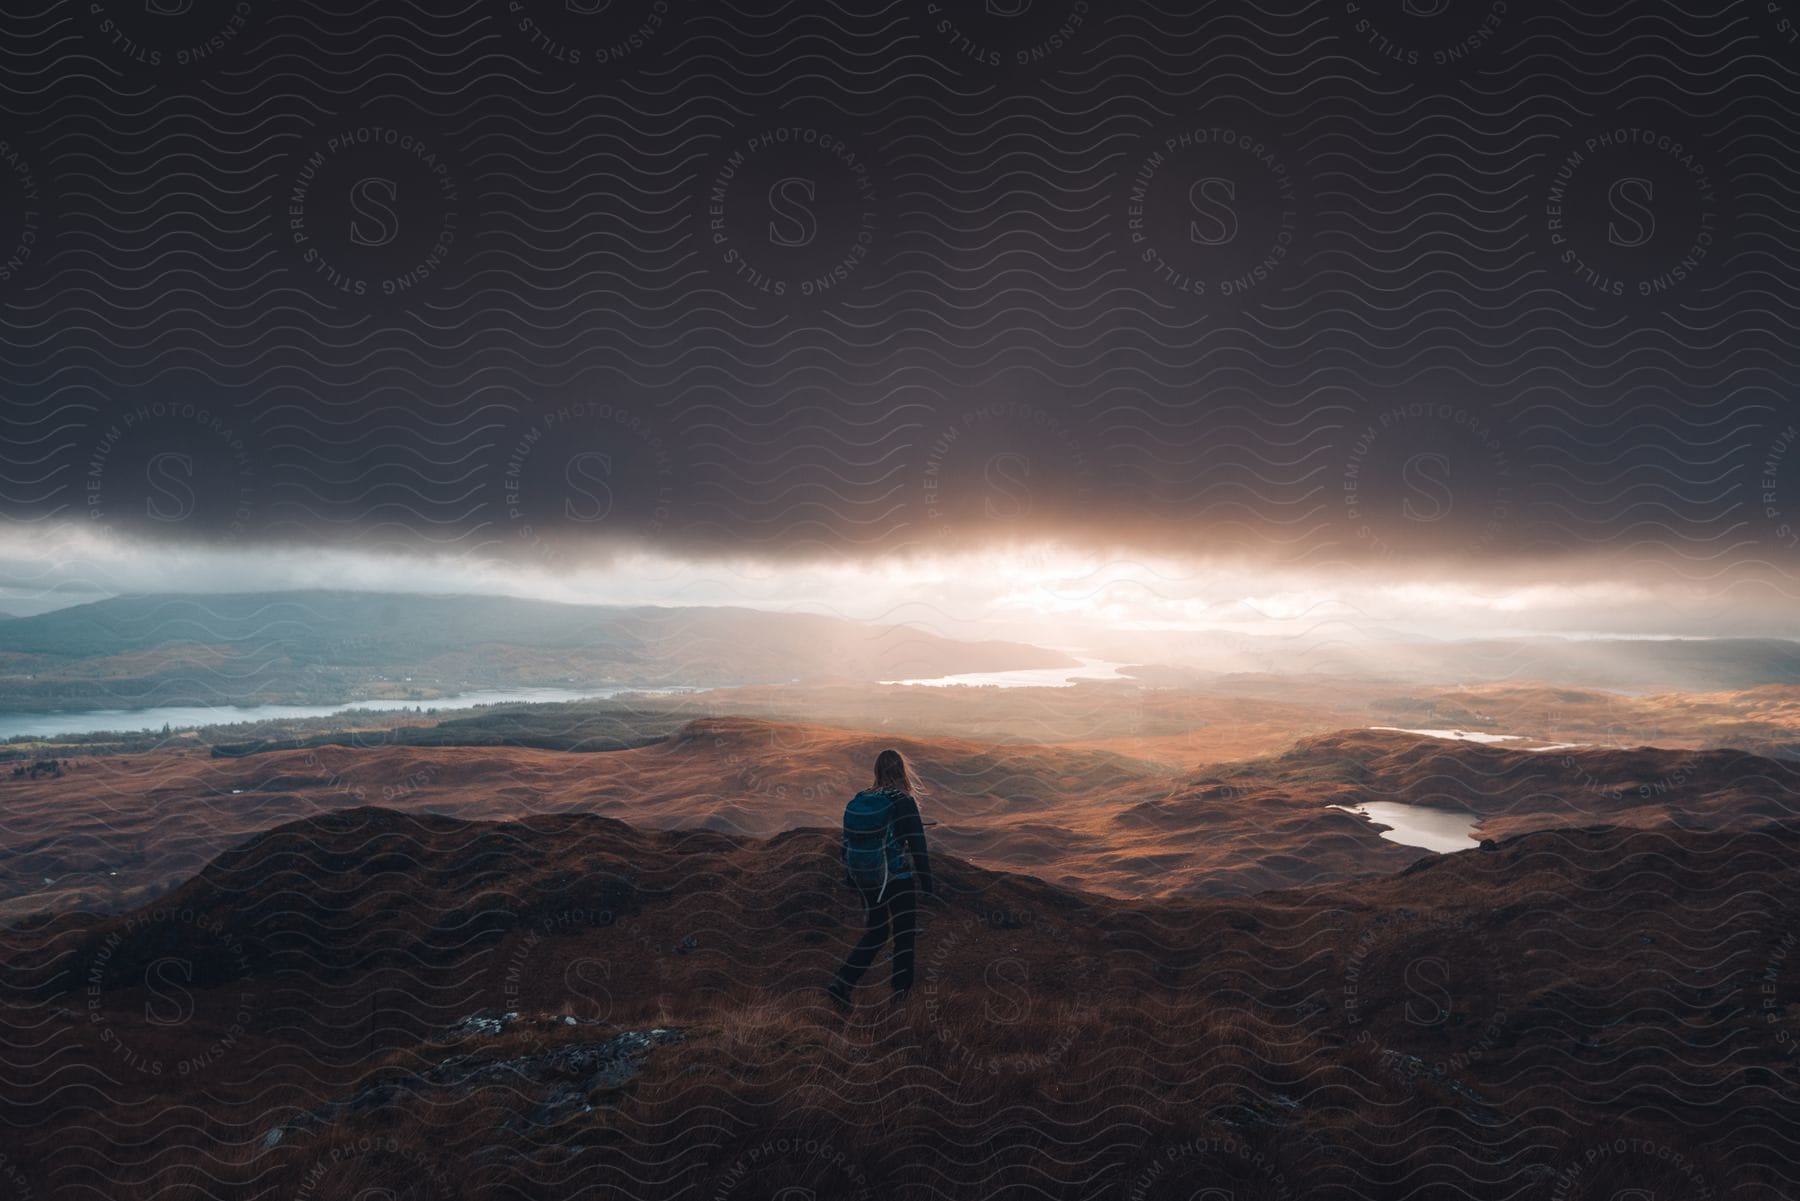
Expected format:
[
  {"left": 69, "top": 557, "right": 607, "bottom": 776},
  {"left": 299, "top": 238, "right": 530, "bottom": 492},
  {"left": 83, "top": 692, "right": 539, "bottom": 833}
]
[{"left": 1, "top": 0, "right": 1797, "bottom": 581}]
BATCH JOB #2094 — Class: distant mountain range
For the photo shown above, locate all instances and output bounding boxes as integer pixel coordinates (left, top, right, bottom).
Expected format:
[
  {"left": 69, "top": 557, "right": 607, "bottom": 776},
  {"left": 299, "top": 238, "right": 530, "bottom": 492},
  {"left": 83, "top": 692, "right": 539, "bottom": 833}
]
[
  {"left": 7, "top": 588, "right": 1799, "bottom": 720},
  {"left": 1103, "top": 629, "right": 1800, "bottom": 692},
  {"left": 0, "top": 591, "right": 1074, "bottom": 714}
]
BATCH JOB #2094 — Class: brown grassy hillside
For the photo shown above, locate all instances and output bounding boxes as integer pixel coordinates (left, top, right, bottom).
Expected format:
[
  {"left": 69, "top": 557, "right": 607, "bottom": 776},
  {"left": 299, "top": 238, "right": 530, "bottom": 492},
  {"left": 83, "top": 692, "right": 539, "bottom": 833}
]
[
  {"left": 4, "top": 724, "right": 1796, "bottom": 919},
  {"left": 0, "top": 807, "right": 1794, "bottom": 1199}
]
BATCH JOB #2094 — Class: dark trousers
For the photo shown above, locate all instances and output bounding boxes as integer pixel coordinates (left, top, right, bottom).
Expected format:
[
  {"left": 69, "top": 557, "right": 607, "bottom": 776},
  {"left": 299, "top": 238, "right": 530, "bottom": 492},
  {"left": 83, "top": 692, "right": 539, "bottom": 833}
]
[{"left": 834, "top": 875, "right": 917, "bottom": 995}]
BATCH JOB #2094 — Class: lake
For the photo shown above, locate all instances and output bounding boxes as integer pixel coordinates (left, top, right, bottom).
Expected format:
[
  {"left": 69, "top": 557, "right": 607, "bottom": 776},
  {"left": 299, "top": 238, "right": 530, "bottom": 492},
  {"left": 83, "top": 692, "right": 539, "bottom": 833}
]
[
  {"left": 882, "top": 658, "right": 1136, "bottom": 688},
  {"left": 0, "top": 686, "right": 691, "bottom": 741},
  {"left": 1368, "top": 726, "right": 1588, "bottom": 752},
  {"left": 1331, "top": 801, "right": 1483, "bottom": 854},
  {"left": 4, "top": 657, "right": 1132, "bottom": 739},
  {"left": 1369, "top": 726, "right": 1521, "bottom": 745}
]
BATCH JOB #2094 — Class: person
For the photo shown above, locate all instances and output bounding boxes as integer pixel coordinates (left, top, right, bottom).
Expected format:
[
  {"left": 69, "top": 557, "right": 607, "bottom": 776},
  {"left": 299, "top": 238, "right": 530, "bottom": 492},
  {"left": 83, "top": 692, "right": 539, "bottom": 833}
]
[{"left": 828, "top": 748, "right": 933, "bottom": 1009}]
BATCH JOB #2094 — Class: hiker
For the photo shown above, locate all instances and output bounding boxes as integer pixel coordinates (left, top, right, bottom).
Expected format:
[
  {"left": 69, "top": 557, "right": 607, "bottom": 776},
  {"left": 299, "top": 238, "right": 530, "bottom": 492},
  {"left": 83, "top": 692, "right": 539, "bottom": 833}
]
[{"left": 828, "top": 748, "right": 934, "bottom": 1009}]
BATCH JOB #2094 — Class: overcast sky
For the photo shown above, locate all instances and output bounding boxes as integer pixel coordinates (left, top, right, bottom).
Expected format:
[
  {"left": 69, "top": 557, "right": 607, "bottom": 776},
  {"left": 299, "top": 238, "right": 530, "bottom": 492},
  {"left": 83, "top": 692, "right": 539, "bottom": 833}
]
[{"left": 1, "top": 0, "right": 1796, "bottom": 638}]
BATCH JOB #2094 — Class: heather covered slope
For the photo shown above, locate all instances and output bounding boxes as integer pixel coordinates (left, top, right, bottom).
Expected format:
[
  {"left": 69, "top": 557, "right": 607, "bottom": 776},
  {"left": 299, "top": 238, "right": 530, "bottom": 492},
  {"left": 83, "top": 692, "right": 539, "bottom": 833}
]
[
  {"left": 0, "top": 719, "right": 1192, "bottom": 917},
  {"left": 1211, "top": 727, "right": 1800, "bottom": 832},
  {"left": 6, "top": 722, "right": 1798, "bottom": 919},
  {"left": 1, "top": 807, "right": 1795, "bottom": 1199}
]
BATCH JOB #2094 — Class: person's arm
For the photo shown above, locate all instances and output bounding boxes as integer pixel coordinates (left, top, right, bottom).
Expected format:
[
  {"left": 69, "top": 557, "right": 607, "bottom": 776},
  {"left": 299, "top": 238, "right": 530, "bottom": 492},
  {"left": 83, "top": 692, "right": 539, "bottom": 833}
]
[{"left": 894, "top": 791, "right": 933, "bottom": 894}]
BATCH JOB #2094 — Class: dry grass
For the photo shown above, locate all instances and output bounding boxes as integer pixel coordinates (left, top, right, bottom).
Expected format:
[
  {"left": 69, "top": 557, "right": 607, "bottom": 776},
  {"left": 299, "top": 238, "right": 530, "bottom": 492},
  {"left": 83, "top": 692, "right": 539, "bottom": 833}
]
[{"left": 2, "top": 807, "right": 1788, "bottom": 1199}]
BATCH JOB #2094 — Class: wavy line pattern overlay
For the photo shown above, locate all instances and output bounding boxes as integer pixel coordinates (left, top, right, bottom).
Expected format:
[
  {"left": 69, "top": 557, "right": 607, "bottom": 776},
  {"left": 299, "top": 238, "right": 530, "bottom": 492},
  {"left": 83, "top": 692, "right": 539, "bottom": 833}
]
[{"left": 3, "top": 1, "right": 1800, "bottom": 1199}]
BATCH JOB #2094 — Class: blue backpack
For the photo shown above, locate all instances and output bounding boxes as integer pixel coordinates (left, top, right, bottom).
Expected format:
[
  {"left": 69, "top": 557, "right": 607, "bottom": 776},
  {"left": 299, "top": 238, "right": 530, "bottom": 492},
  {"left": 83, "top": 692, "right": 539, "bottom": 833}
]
[{"left": 842, "top": 788, "right": 902, "bottom": 893}]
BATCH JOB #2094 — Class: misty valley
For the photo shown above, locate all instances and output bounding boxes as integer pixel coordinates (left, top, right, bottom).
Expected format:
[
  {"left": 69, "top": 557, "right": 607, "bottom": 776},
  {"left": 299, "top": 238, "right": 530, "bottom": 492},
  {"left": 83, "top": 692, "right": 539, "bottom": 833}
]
[{"left": 3, "top": 590, "right": 1797, "bottom": 1200}]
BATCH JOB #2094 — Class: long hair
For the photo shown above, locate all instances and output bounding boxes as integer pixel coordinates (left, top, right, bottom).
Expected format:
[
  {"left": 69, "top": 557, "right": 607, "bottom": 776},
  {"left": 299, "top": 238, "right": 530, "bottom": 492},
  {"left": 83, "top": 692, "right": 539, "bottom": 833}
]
[{"left": 872, "top": 748, "right": 912, "bottom": 794}]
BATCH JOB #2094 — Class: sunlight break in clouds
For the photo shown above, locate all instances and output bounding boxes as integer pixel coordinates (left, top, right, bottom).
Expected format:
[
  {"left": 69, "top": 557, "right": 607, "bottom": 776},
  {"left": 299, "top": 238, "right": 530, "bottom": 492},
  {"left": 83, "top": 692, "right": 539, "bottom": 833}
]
[{"left": 4, "top": 523, "right": 1796, "bottom": 644}]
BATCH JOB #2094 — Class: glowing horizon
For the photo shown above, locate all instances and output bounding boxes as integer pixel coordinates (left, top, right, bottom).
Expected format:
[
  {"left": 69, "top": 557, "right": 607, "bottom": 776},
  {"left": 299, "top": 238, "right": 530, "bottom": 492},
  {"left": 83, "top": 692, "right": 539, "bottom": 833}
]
[{"left": 8, "top": 523, "right": 1798, "bottom": 647}]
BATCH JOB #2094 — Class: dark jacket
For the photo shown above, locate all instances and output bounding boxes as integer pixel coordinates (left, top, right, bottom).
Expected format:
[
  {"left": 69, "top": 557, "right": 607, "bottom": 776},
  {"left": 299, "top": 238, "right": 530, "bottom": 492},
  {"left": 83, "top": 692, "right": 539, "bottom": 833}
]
[{"left": 883, "top": 787, "right": 933, "bottom": 894}]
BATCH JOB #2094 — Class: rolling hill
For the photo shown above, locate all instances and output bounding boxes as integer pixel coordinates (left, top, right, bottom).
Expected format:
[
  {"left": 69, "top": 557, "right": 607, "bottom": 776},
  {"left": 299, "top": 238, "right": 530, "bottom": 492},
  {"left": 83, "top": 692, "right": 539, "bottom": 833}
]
[
  {"left": 0, "top": 591, "right": 1075, "bottom": 712},
  {"left": 1, "top": 806, "right": 1793, "bottom": 1199},
  {"left": 5, "top": 720, "right": 1796, "bottom": 920}
]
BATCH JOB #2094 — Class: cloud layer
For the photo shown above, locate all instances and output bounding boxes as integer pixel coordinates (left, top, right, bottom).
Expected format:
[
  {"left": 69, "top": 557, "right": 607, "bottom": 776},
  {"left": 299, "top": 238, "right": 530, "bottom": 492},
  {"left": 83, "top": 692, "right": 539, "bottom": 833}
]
[{"left": 1, "top": 0, "right": 1797, "bottom": 618}]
